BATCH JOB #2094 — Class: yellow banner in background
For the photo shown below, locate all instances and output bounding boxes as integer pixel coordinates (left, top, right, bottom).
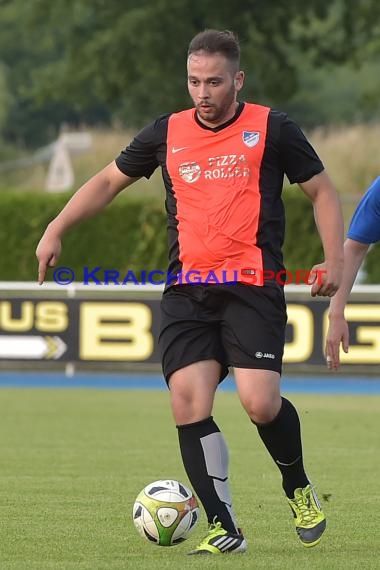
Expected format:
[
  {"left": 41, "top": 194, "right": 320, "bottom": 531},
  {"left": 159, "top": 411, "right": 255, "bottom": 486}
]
[{"left": 0, "top": 287, "right": 379, "bottom": 371}]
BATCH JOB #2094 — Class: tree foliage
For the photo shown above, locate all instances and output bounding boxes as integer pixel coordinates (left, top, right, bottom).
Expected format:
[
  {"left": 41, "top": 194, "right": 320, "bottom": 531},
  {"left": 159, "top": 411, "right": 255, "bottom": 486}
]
[{"left": 1, "top": 0, "right": 380, "bottom": 146}]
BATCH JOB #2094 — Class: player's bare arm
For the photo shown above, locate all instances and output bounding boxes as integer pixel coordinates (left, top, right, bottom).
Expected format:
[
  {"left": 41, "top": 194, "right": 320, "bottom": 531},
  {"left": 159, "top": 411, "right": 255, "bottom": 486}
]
[
  {"left": 299, "top": 170, "right": 344, "bottom": 297},
  {"left": 325, "top": 238, "right": 370, "bottom": 370},
  {"left": 36, "top": 161, "right": 138, "bottom": 284}
]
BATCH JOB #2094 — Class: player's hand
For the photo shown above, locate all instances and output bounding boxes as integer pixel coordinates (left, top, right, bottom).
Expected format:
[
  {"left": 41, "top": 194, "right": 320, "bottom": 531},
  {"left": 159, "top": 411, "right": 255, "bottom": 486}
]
[
  {"left": 308, "top": 261, "right": 343, "bottom": 298},
  {"left": 325, "top": 314, "right": 349, "bottom": 370},
  {"left": 36, "top": 231, "right": 62, "bottom": 285}
]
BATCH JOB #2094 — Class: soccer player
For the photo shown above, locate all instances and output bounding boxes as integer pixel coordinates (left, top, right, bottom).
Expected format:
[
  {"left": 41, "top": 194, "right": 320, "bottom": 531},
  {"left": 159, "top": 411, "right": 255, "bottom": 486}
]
[
  {"left": 36, "top": 29, "right": 344, "bottom": 554},
  {"left": 326, "top": 176, "right": 380, "bottom": 370}
]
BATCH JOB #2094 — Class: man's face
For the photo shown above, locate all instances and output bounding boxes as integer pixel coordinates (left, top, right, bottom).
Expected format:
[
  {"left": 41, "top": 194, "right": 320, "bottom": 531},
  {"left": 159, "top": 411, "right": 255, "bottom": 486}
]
[{"left": 187, "top": 51, "right": 244, "bottom": 127}]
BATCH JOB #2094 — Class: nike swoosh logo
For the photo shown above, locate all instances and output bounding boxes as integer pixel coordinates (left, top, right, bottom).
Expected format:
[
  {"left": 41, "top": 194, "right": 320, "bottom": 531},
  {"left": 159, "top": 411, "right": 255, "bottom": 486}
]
[
  {"left": 276, "top": 455, "right": 301, "bottom": 467},
  {"left": 171, "top": 146, "right": 188, "bottom": 153}
]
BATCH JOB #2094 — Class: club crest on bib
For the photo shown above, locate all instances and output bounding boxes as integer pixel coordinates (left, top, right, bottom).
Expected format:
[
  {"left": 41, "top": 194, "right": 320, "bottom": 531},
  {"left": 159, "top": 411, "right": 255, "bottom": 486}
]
[
  {"left": 242, "top": 131, "right": 260, "bottom": 148},
  {"left": 179, "top": 161, "right": 202, "bottom": 183}
]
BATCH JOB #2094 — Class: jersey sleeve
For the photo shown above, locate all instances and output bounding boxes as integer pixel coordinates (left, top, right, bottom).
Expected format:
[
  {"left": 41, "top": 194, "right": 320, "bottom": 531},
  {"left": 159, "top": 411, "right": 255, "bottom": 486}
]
[
  {"left": 278, "top": 115, "right": 324, "bottom": 184},
  {"left": 347, "top": 176, "right": 380, "bottom": 244},
  {"left": 115, "top": 114, "right": 169, "bottom": 179}
]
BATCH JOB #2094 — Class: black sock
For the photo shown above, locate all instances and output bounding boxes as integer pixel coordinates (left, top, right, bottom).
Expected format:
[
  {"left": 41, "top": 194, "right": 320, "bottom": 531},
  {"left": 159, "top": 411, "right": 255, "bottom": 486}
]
[
  {"left": 254, "top": 397, "right": 309, "bottom": 498},
  {"left": 177, "top": 416, "right": 238, "bottom": 533}
]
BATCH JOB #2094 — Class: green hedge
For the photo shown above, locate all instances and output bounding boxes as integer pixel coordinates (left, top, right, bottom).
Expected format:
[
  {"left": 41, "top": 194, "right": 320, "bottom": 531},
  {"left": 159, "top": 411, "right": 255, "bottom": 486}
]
[
  {"left": 361, "top": 243, "right": 380, "bottom": 283},
  {"left": 282, "top": 189, "right": 324, "bottom": 273},
  {"left": 0, "top": 192, "right": 168, "bottom": 281},
  {"left": 0, "top": 188, "right": 354, "bottom": 282}
]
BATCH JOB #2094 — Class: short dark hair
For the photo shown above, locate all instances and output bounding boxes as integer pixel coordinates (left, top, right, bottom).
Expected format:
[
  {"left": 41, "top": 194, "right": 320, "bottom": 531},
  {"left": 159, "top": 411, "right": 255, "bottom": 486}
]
[{"left": 188, "top": 29, "right": 240, "bottom": 70}]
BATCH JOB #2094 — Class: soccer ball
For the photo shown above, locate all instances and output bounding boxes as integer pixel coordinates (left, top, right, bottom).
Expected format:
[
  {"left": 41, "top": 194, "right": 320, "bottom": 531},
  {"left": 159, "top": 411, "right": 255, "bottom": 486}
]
[{"left": 132, "top": 479, "right": 200, "bottom": 546}]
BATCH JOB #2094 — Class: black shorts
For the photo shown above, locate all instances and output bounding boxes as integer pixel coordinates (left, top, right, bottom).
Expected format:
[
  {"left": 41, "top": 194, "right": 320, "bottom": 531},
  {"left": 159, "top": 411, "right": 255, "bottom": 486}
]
[{"left": 158, "top": 282, "right": 287, "bottom": 383}]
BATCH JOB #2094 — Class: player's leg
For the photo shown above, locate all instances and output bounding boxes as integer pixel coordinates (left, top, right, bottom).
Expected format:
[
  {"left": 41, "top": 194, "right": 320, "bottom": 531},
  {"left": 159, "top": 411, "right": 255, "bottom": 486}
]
[
  {"left": 170, "top": 363, "right": 246, "bottom": 554},
  {"left": 235, "top": 369, "right": 326, "bottom": 547},
  {"left": 170, "top": 361, "right": 244, "bottom": 535},
  {"left": 223, "top": 283, "right": 326, "bottom": 547},
  {"left": 159, "top": 285, "right": 246, "bottom": 554},
  {"left": 235, "top": 368, "right": 309, "bottom": 495}
]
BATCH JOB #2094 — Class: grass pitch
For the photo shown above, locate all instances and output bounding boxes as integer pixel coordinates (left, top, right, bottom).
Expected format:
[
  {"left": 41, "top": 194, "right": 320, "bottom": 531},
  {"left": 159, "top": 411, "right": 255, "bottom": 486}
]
[{"left": 0, "top": 387, "right": 379, "bottom": 570}]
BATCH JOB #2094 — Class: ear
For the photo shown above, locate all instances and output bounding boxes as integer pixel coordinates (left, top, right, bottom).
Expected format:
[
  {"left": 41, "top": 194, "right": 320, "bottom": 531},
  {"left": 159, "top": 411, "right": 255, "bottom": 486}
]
[{"left": 234, "top": 71, "right": 244, "bottom": 91}]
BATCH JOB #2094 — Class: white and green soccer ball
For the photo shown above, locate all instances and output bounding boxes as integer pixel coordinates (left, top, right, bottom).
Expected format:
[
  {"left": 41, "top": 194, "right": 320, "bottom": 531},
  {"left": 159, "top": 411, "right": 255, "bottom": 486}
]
[{"left": 132, "top": 479, "right": 200, "bottom": 546}]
